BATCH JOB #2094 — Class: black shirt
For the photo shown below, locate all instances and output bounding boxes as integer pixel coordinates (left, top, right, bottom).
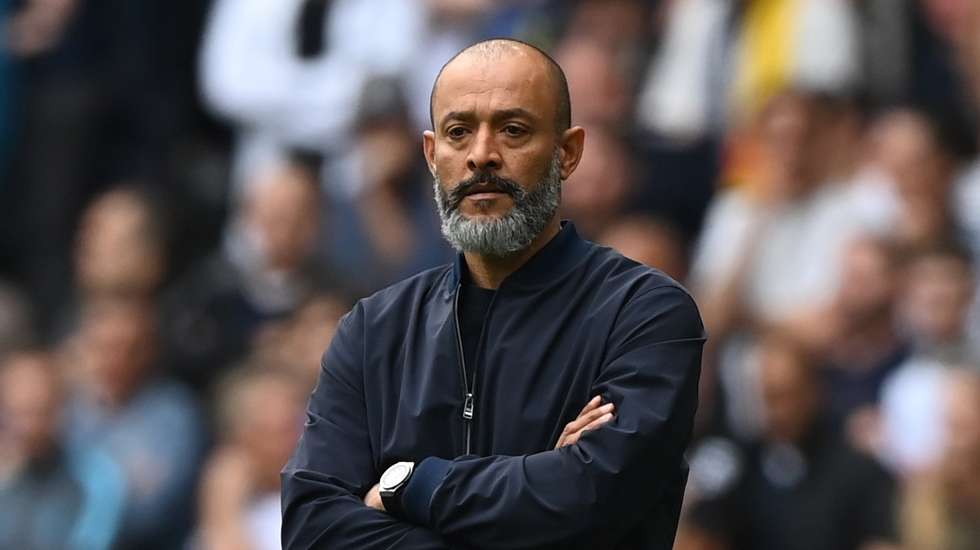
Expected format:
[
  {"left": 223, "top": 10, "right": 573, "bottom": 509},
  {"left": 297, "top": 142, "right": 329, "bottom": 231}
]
[
  {"left": 687, "top": 427, "right": 897, "bottom": 550},
  {"left": 458, "top": 280, "right": 496, "bottom": 388}
]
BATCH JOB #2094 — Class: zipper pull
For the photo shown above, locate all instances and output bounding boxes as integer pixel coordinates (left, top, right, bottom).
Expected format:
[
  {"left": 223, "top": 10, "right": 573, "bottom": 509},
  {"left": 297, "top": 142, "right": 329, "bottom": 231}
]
[{"left": 462, "top": 393, "right": 475, "bottom": 421}]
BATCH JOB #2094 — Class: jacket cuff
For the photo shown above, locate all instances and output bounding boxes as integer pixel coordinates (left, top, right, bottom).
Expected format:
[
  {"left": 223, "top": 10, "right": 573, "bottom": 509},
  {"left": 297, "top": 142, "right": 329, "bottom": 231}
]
[{"left": 401, "top": 456, "right": 451, "bottom": 527}]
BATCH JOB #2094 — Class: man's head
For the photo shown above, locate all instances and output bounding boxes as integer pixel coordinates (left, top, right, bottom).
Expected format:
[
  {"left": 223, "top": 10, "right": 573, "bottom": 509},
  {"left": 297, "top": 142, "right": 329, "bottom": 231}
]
[
  {"left": 0, "top": 350, "right": 63, "bottom": 461},
  {"left": 757, "top": 336, "right": 820, "bottom": 444},
  {"left": 899, "top": 242, "right": 975, "bottom": 348},
  {"left": 424, "top": 39, "right": 586, "bottom": 257},
  {"left": 835, "top": 235, "right": 900, "bottom": 325},
  {"left": 242, "top": 160, "right": 321, "bottom": 272},
  {"left": 75, "top": 185, "right": 167, "bottom": 295},
  {"left": 216, "top": 367, "right": 305, "bottom": 488},
  {"left": 76, "top": 295, "right": 157, "bottom": 406}
]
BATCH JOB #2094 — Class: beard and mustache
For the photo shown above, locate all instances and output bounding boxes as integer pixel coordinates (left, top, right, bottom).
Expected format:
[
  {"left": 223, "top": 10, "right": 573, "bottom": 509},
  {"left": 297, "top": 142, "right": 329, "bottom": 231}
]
[{"left": 433, "top": 150, "right": 562, "bottom": 258}]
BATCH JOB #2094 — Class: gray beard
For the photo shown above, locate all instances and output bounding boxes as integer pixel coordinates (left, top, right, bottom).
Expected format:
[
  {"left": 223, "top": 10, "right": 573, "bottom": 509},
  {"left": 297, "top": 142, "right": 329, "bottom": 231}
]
[{"left": 433, "top": 152, "right": 562, "bottom": 258}]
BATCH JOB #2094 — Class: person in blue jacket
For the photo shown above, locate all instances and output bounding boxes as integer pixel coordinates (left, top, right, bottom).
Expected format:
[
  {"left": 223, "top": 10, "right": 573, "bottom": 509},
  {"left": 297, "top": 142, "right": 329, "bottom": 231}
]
[{"left": 281, "top": 38, "right": 705, "bottom": 550}]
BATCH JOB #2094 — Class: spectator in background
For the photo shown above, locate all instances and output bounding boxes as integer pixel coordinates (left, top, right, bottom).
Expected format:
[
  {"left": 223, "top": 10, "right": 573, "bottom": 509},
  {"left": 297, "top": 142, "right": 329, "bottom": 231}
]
[
  {"left": 199, "top": 0, "right": 426, "bottom": 185},
  {"left": 598, "top": 215, "right": 688, "bottom": 282},
  {"left": 560, "top": 128, "right": 635, "bottom": 239},
  {"left": 163, "top": 157, "right": 334, "bottom": 392},
  {"left": 322, "top": 77, "right": 451, "bottom": 291},
  {"left": 637, "top": 0, "right": 859, "bottom": 141},
  {"left": 852, "top": 109, "right": 962, "bottom": 249},
  {"left": 690, "top": 91, "right": 861, "bottom": 434},
  {"left": 0, "top": 349, "right": 124, "bottom": 549},
  {"left": 816, "top": 236, "right": 909, "bottom": 451},
  {"left": 4, "top": 0, "right": 199, "bottom": 333},
  {"left": 896, "top": 242, "right": 976, "bottom": 365},
  {"left": 555, "top": 37, "right": 633, "bottom": 131},
  {"left": 29, "top": 184, "right": 171, "bottom": 342},
  {"left": 878, "top": 243, "right": 978, "bottom": 475},
  {"left": 252, "top": 292, "right": 349, "bottom": 391},
  {"left": 901, "top": 370, "right": 980, "bottom": 550},
  {"left": 74, "top": 186, "right": 168, "bottom": 298},
  {"left": 691, "top": 90, "right": 859, "bottom": 339},
  {"left": 64, "top": 295, "right": 204, "bottom": 550},
  {"left": 680, "top": 336, "right": 898, "bottom": 550},
  {"left": 197, "top": 368, "right": 305, "bottom": 550}
]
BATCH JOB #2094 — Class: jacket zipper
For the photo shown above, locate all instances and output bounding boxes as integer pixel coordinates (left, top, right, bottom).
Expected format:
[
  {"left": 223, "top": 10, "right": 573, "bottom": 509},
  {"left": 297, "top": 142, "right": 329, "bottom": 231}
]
[{"left": 453, "top": 285, "right": 474, "bottom": 455}]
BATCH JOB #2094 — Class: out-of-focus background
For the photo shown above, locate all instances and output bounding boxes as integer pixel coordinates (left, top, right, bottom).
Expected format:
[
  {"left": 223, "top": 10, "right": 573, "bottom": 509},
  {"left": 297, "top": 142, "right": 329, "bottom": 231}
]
[{"left": 0, "top": 0, "right": 978, "bottom": 549}]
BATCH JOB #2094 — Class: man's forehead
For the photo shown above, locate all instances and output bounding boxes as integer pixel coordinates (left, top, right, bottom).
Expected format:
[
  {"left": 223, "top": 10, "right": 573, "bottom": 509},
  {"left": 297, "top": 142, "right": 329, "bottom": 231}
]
[{"left": 432, "top": 48, "right": 557, "bottom": 123}]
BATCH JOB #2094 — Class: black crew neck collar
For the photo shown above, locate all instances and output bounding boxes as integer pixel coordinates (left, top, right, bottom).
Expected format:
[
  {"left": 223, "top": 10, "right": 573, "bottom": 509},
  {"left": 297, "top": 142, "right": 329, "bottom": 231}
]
[{"left": 449, "top": 221, "right": 590, "bottom": 292}]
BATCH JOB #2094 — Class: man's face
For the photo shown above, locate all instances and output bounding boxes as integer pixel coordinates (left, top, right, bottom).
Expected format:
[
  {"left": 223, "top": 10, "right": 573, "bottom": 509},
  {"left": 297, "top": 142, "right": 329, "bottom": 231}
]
[
  {"left": 0, "top": 355, "right": 61, "bottom": 460},
  {"left": 759, "top": 343, "right": 817, "bottom": 444},
  {"left": 424, "top": 49, "right": 576, "bottom": 256}
]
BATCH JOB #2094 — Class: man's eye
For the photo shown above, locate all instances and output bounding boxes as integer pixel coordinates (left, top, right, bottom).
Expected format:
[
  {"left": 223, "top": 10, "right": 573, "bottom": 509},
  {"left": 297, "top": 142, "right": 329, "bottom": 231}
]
[
  {"left": 447, "top": 127, "right": 468, "bottom": 139},
  {"left": 504, "top": 125, "right": 527, "bottom": 137}
]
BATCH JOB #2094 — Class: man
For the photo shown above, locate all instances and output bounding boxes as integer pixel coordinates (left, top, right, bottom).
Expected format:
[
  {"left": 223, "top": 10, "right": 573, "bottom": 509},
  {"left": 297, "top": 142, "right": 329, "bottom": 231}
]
[
  {"left": 681, "top": 336, "right": 898, "bottom": 550},
  {"left": 0, "top": 349, "right": 125, "bottom": 549},
  {"left": 281, "top": 39, "right": 705, "bottom": 549}
]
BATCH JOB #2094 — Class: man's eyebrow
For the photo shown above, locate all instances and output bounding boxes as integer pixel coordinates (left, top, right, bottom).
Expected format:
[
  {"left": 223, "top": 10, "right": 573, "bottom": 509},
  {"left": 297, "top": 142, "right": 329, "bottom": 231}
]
[
  {"left": 491, "top": 108, "right": 539, "bottom": 123},
  {"left": 439, "top": 108, "right": 540, "bottom": 128},
  {"left": 439, "top": 111, "right": 476, "bottom": 127}
]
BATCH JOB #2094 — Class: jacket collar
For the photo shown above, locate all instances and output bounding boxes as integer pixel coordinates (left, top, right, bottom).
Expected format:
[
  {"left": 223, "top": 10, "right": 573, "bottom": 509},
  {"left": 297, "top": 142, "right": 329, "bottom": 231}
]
[{"left": 449, "top": 221, "right": 591, "bottom": 292}]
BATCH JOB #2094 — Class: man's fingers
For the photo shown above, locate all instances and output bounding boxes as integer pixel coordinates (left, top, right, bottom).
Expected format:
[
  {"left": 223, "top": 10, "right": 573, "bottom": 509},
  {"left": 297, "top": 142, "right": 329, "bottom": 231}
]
[
  {"left": 576, "top": 395, "right": 602, "bottom": 418},
  {"left": 561, "top": 413, "right": 615, "bottom": 447},
  {"left": 564, "top": 402, "right": 614, "bottom": 434},
  {"left": 556, "top": 398, "right": 615, "bottom": 449},
  {"left": 581, "top": 412, "right": 614, "bottom": 433}
]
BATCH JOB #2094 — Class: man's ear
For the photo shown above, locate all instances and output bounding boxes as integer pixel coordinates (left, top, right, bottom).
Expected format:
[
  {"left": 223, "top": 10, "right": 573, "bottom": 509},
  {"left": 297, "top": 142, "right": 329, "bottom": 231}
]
[
  {"left": 558, "top": 126, "right": 586, "bottom": 180},
  {"left": 422, "top": 130, "right": 436, "bottom": 176}
]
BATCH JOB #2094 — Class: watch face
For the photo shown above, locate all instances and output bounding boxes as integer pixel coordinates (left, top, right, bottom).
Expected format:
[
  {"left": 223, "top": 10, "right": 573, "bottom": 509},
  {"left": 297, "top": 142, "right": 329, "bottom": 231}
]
[{"left": 381, "top": 462, "right": 412, "bottom": 491}]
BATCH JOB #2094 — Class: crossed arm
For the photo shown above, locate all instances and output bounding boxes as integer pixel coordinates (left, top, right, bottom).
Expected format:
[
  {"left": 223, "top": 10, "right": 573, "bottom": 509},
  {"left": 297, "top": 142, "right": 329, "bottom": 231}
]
[
  {"left": 362, "top": 396, "right": 618, "bottom": 510},
  {"left": 281, "top": 287, "right": 704, "bottom": 549}
]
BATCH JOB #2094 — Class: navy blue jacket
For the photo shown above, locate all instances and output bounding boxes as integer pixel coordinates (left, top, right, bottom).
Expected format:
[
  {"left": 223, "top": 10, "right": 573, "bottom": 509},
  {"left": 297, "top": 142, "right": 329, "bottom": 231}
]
[{"left": 282, "top": 223, "right": 705, "bottom": 549}]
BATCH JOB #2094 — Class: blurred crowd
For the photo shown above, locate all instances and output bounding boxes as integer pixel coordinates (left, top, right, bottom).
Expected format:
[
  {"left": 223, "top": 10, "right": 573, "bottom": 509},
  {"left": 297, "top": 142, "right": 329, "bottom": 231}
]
[{"left": 0, "top": 0, "right": 978, "bottom": 549}]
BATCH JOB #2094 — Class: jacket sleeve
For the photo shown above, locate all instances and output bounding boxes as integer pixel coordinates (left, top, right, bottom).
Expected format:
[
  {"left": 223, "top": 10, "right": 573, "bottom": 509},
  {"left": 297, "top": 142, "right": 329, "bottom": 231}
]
[
  {"left": 281, "top": 303, "right": 451, "bottom": 550},
  {"left": 398, "top": 284, "right": 705, "bottom": 549}
]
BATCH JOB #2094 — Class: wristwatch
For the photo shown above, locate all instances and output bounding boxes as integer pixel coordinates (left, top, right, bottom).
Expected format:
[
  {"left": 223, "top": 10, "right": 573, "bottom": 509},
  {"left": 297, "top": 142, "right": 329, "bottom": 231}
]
[{"left": 379, "top": 461, "right": 415, "bottom": 516}]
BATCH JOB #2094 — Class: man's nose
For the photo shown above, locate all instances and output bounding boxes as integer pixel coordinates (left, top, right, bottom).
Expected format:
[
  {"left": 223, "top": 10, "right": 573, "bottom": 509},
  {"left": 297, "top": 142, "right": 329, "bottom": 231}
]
[{"left": 466, "top": 126, "right": 502, "bottom": 172}]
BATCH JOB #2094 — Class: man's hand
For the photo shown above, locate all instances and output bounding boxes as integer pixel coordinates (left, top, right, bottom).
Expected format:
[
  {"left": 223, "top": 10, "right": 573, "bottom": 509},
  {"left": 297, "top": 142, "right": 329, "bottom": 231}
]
[
  {"left": 555, "top": 396, "right": 615, "bottom": 449},
  {"left": 364, "top": 483, "right": 385, "bottom": 511}
]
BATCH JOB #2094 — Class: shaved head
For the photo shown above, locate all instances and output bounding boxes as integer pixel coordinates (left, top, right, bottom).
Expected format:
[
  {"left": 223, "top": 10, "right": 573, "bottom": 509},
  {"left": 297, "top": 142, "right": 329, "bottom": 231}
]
[{"left": 430, "top": 38, "right": 572, "bottom": 134}]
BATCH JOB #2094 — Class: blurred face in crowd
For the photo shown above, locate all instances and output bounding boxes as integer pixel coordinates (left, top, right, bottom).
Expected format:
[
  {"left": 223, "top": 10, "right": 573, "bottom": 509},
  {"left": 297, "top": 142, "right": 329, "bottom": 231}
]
[
  {"left": 599, "top": 216, "right": 687, "bottom": 281},
  {"left": 255, "top": 294, "right": 349, "bottom": 389},
  {"left": 758, "top": 339, "right": 819, "bottom": 444},
  {"left": 562, "top": 128, "right": 631, "bottom": 238},
  {"left": 244, "top": 164, "right": 320, "bottom": 272},
  {"left": 359, "top": 119, "right": 417, "bottom": 189},
  {"left": 77, "top": 298, "right": 157, "bottom": 406},
  {"left": 564, "top": 0, "right": 649, "bottom": 49},
  {"left": 555, "top": 38, "right": 630, "bottom": 128},
  {"left": 282, "top": 295, "right": 348, "bottom": 387},
  {"left": 75, "top": 187, "right": 165, "bottom": 295},
  {"left": 900, "top": 252, "right": 974, "bottom": 346},
  {"left": 835, "top": 237, "right": 897, "bottom": 324},
  {"left": 424, "top": 41, "right": 585, "bottom": 257},
  {"left": 871, "top": 111, "right": 952, "bottom": 206},
  {"left": 0, "top": 352, "right": 62, "bottom": 460},
  {"left": 224, "top": 372, "right": 304, "bottom": 489},
  {"left": 757, "top": 92, "right": 820, "bottom": 197}
]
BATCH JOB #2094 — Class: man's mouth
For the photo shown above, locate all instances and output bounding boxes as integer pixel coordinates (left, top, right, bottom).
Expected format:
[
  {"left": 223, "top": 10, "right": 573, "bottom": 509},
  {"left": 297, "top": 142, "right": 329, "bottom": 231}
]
[
  {"left": 465, "top": 189, "right": 508, "bottom": 201},
  {"left": 462, "top": 184, "right": 509, "bottom": 198}
]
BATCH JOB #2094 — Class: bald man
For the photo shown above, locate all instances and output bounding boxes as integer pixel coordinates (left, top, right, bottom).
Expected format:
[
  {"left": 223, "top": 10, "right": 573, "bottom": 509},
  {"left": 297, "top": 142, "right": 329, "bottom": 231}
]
[{"left": 281, "top": 39, "right": 705, "bottom": 549}]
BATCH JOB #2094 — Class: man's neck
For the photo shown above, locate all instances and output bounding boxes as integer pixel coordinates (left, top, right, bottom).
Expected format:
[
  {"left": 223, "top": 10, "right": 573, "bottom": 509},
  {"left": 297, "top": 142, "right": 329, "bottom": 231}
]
[{"left": 464, "top": 218, "right": 561, "bottom": 290}]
